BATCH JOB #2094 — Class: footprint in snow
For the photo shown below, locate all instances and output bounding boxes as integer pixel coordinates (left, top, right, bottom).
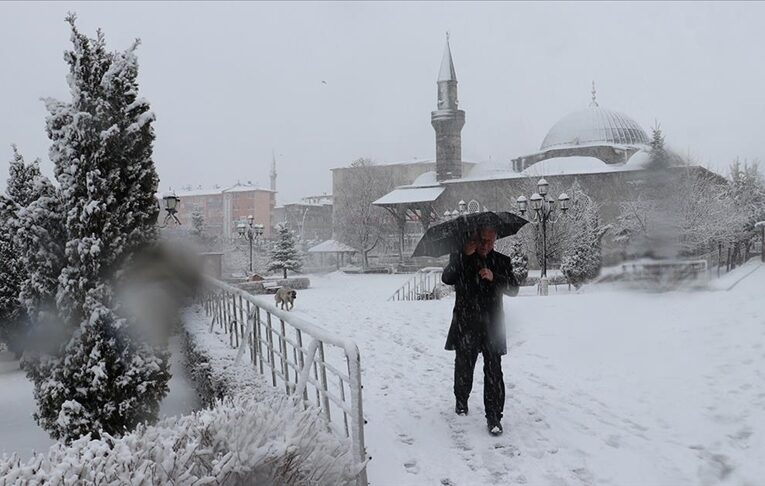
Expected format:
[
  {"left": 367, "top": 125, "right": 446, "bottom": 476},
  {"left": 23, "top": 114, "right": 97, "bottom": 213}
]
[{"left": 404, "top": 459, "right": 420, "bottom": 474}]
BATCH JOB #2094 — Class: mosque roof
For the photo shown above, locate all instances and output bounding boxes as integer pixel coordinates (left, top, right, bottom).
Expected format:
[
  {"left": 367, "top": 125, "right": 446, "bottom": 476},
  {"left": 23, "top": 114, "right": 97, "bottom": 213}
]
[{"left": 540, "top": 83, "right": 650, "bottom": 150}]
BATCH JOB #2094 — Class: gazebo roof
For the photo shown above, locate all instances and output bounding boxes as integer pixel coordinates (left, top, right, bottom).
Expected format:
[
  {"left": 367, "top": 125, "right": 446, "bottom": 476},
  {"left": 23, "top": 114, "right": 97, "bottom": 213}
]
[
  {"left": 373, "top": 186, "right": 445, "bottom": 206},
  {"left": 308, "top": 239, "right": 357, "bottom": 253}
]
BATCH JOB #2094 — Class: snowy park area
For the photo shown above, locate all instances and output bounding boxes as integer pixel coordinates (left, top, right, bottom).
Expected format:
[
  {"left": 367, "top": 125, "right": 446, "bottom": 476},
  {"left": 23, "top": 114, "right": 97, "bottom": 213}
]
[
  {"left": 279, "top": 264, "right": 764, "bottom": 486},
  {"left": 0, "top": 262, "right": 763, "bottom": 484}
]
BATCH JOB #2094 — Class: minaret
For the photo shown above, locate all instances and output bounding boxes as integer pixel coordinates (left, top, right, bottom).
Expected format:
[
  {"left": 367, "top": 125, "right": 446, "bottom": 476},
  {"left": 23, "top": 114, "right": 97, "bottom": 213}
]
[
  {"left": 431, "top": 33, "right": 465, "bottom": 181},
  {"left": 270, "top": 150, "right": 277, "bottom": 192}
]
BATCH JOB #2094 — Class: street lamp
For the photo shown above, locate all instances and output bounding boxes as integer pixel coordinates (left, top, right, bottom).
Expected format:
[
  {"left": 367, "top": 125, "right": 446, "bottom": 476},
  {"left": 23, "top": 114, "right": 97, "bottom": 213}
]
[
  {"left": 158, "top": 193, "right": 181, "bottom": 228},
  {"left": 443, "top": 200, "right": 475, "bottom": 221},
  {"left": 237, "top": 214, "right": 264, "bottom": 272},
  {"left": 516, "top": 178, "right": 570, "bottom": 296}
]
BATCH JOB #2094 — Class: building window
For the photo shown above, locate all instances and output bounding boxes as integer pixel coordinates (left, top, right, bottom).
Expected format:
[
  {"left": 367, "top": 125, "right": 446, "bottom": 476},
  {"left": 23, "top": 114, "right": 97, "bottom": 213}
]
[{"left": 467, "top": 200, "right": 481, "bottom": 213}]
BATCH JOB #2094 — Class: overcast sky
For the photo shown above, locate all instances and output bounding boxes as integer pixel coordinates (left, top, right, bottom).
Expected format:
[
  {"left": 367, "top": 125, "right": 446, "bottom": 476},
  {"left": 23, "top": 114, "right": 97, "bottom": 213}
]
[{"left": 1, "top": 1, "right": 764, "bottom": 204}]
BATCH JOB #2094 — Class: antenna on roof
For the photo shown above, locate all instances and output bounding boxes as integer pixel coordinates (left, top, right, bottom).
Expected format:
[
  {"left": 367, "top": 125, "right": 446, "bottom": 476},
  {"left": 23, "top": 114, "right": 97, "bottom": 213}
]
[{"left": 590, "top": 80, "right": 598, "bottom": 107}]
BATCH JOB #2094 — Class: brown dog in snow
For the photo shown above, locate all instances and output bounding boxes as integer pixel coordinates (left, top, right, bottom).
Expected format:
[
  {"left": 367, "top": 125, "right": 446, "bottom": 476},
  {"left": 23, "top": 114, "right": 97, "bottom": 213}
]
[{"left": 274, "top": 287, "right": 297, "bottom": 311}]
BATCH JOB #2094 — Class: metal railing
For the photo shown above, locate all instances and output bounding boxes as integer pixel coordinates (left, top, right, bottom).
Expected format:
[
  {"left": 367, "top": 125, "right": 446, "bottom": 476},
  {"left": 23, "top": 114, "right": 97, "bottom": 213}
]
[
  {"left": 388, "top": 267, "right": 444, "bottom": 301},
  {"left": 619, "top": 259, "right": 708, "bottom": 289},
  {"left": 199, "top": 277, "right": 368, "bottom": 485}
]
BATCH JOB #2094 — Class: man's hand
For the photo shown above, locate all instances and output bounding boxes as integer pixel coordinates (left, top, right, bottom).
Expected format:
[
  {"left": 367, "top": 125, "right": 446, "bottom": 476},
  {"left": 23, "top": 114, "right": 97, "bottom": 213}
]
[
  {"left": 463, "top": 240, "right": 478, "bottom": 256},
  {"left": 479, "top": 268, "right": 494, "bottom": 282}
]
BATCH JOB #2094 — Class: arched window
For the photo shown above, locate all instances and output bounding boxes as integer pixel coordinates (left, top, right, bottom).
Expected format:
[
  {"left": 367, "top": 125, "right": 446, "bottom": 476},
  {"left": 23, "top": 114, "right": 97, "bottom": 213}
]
[{"left": 467, "top": 199, "right": 481, "bottom": 213}]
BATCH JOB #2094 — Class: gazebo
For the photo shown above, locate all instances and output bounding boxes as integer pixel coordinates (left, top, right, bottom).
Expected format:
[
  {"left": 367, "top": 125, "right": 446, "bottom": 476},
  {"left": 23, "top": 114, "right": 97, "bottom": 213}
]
[{"left": 308, "top": 239, "right": 358, "bottom": 269}]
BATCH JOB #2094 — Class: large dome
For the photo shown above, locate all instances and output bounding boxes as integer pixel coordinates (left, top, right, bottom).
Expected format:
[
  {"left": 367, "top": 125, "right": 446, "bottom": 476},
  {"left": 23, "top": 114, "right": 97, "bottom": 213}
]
[{"left": 540, "top": 105, "right": 649, "bottom": 151}]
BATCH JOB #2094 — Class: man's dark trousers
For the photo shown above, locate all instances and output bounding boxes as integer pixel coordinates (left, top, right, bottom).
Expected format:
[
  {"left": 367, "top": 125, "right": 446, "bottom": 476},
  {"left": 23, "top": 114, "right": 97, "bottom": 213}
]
[{"left": 454, "top": 343, "right": 505, "bottom": 421}]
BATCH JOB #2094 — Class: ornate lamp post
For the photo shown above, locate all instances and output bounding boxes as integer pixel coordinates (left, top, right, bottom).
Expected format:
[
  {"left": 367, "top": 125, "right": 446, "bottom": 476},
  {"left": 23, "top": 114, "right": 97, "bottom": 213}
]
[
  {"left": 442, "top": 199, "right": 475, "bottom": 220},
  {"left": 158, "top": 193, "right": 181, "bottom": 228},
  {"left": 237, "top": 214, "right": 264, "bottom": 272},
  {"left": 516, "top": 178, "right": 570, "bottom": 296}
]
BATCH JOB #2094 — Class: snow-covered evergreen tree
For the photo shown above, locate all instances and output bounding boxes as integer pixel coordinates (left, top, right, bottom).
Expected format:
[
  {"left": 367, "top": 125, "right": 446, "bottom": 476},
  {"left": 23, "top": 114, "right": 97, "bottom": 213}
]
[
  {"left": 560, "top": 184, "right": 608, "bottom": 288},
  {"left": 8, "top": 150, "right": 66, "bottom": 324},
  {"left": 507, "top": 239, "right": 528, "bottom": 285},
  {"left": 0, "top": 196, "right": 25, "bottom": 355},
  {"left": 0, "top": 146, "right": 47, "bottom": 355},
  {"left": 647, "top": 123, "right": 670, "bottom": 170},
  {"left": 23, "top": 15, "right": 170, "bottom": 442},
  {"left": 190, "top": 209, "right": 204, "bottom": 239},
  {"left": 268, "top": 223, "right": 303, "bottom": 278}
]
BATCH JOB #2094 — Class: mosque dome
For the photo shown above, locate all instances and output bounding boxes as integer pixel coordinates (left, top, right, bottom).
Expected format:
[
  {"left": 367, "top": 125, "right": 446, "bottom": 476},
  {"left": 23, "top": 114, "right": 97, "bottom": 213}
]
[
  {"left": 540, "top": 84, "right": 649, "bottom": 151},
  {"left": 540, "top": 104, "right": 650, "bottom": 151}
]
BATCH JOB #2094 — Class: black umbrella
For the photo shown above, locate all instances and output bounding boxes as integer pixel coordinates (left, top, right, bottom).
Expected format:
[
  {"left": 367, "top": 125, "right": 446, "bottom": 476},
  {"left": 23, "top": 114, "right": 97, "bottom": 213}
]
[{"left": 412, "top": 211, "right": 528, "bottom": 258}]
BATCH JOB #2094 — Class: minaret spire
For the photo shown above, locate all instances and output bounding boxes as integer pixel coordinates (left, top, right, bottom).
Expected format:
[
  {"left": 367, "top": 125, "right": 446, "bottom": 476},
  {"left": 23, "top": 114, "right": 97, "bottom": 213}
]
[
  {"left": 438, "top": 32, "right": 457, "bottom": 84},
  {"left": 270, "top": 150, "right": 277, "bottom": 193},
  {"left": 590, "top": 80, "right": 599, "bottom": 107},
  {"left": 432, "top": 34, "right": 465, "bottom": 181}
]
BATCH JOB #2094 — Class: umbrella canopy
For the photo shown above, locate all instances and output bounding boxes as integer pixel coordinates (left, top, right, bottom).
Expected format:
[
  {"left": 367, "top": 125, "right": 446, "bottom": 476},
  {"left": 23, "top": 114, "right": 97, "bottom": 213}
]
[{"left": 412, "top": 211, "right": 528, "bottom": 258}]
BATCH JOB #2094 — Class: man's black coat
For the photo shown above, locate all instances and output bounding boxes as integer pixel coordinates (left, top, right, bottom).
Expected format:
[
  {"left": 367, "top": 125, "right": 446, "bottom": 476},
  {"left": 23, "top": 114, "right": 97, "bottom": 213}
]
[{"left": 441, "top": 250, "right": 519, "bottom": 355}]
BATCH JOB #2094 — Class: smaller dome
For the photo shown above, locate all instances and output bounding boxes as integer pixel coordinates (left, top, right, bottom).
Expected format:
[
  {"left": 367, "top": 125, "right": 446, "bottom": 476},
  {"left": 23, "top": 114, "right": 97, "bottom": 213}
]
[
  {"left": 540, "top": 105, "right": 649, "bottom": 150},
  {"left": 410, "top": 171, "right": 438, "bottom": 187},
  {"left": 624, "top": 150, "right": 651, "bottom": 168}
]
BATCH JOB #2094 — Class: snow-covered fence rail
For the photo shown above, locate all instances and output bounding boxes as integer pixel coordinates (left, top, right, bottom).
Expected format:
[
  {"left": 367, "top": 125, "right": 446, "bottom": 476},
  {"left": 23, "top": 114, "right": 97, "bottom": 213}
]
[
  {"left": 388, "top": 267, "right": 444, "bottom": 301},
  {"left": 619, "top": 259, "right": 708, "bottom": 288},
  {"left": 199, "top": 277, "right": 369, "bottom": 486}
]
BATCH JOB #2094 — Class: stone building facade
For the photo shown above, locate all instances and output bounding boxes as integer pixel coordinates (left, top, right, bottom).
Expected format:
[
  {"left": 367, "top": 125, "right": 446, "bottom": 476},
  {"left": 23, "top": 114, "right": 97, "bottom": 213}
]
[
  {"left": 273, "top": 194, "right": 334, "bottom": 243},
  {"left": 174, "top": 183, "right": 275, "bottom": 239}
]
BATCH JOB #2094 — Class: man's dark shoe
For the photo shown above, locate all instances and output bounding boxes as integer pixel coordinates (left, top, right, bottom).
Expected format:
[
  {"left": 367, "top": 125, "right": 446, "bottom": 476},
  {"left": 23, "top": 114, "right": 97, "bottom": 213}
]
[
  {"left": 455, "top": 402, "right": 468, "bottom": 416},
  {"left": 487, "top": 418, "right": 503, "bottom": 436}
]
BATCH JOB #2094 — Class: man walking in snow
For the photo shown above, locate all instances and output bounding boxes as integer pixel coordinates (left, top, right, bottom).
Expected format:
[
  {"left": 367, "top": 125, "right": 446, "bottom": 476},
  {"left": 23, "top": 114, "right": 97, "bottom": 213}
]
[{"left": 441, "top": 227, "right": 519, "bottom": 436}]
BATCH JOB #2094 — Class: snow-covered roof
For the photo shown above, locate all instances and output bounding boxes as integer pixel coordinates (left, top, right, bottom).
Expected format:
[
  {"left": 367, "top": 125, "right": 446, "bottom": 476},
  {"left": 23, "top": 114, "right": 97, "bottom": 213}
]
[
  {"left": 174, "top": 183, "right": 273, "bottom": 198},
  {"left": 222, "top": 183, "right": 274, "bottom": 193},
  {"left": 308, "top": 240, "right": 357, "bottom": 253},
  {"left": 540, "top": 105, "right": 650, "bottom": 150},
  {"left": 173, "top": 188, "right": 221, "bottom": 197},
  {"left": 449, "top": 153, "right": 650, "bottom": 183},
  {"left": 521, "top": 156, "right": 640, "bottom": 177},
  {"left": 282, "top": 201, "right": 325, "bottom": 208},
  {"left": 459, "top": 160, "right": 524, "bottom": 182},
  {"left": 373, "top": 186, "right": 445, "bottom": 206},
  {"left": 408, "top": 171, "right": 439, "bottom": 187},
  {"left": 623, "top": 150, "right": 651, "bottom": 169}
]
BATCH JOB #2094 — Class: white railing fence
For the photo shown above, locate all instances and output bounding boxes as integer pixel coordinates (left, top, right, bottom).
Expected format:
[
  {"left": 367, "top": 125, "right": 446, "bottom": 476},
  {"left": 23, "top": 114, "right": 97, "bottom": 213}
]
[
  {"left": 388, "top": 267, "right": 444, "bottom": 301},
  {"left": 199, "top": 277, "right": 369, "bottom": 485},
  {"left": 618, "top": 259, "right": 708, "bottom": 288}
]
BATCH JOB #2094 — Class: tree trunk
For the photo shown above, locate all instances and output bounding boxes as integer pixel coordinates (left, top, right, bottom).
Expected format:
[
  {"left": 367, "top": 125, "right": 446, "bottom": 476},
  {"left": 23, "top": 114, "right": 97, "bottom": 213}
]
[{"left": 283, "top": 268, "right": 287, "bottom": 279}]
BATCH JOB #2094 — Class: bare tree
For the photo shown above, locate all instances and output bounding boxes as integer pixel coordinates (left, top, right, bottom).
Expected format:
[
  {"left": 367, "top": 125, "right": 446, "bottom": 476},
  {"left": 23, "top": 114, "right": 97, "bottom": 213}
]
[
  {"left": 614, "top": 167, "right": 739, "bottom": 259},
  {"left": 334, "top": 158, "right": 393, "bottom": 269}
]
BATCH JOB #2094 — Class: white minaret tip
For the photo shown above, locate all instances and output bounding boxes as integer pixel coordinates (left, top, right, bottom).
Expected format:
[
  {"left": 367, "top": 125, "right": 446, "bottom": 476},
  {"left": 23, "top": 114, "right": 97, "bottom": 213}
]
[{"left": 438, "top": 33, "right": 457, "bottom": 82}]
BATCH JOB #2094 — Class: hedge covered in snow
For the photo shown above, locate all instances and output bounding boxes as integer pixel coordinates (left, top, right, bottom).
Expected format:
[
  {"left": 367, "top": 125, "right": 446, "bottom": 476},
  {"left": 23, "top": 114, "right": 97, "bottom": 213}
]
[
  {"left": 0, "top": 307, "right": 360, "bottom": 485},
  {"left": 0, "top": 395, "right": 359, "bottom": 485}
]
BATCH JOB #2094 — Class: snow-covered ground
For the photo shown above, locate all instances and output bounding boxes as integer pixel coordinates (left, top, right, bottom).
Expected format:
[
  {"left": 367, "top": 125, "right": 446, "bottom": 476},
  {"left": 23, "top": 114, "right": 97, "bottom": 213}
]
[
  {"left": 0, "top": 335, "right": 200, "bottom": 460},
  {"left": 281, "top": 265, "right": 765, "bottom": 486},
  {"left": 1, "top": 264, "right": 763, "bottom": 484}
]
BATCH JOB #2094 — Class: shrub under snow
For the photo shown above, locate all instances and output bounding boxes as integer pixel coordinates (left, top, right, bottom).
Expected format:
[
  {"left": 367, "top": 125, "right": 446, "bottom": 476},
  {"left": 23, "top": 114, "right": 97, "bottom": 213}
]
[
  {"left": 0, "top": 306, "right": 361, "bottom": 485},
  {"left": 0, "top": 395, "right": 359, "bottom": 485}
]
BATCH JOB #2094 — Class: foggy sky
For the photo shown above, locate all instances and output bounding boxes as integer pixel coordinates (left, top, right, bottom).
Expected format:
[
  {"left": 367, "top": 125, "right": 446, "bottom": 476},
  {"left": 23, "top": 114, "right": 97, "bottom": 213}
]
[{"left": 1, "top": 1, "right": 764, "bottom": 205}]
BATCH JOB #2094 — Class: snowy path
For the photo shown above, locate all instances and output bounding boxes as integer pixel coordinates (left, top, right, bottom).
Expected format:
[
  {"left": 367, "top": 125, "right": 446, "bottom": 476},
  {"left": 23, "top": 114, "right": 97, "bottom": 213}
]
[{"left": 289, "top": 268, "right": 765, "bottom": 485}]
